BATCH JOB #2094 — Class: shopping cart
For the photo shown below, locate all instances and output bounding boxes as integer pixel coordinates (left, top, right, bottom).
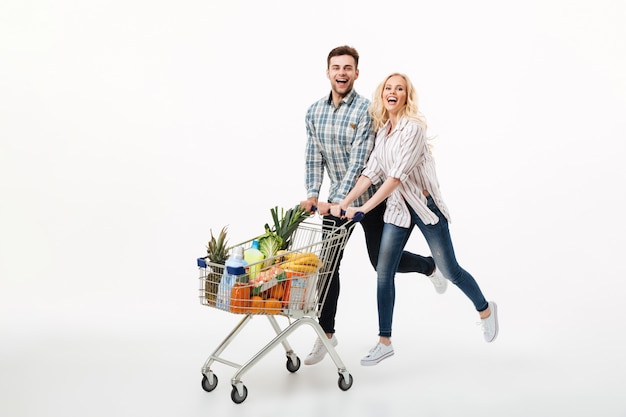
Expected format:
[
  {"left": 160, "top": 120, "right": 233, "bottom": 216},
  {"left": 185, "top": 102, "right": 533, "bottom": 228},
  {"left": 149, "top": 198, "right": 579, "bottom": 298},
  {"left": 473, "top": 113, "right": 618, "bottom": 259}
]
[{"left": 197, "top": 216, "right": 359, "bottom": 404}]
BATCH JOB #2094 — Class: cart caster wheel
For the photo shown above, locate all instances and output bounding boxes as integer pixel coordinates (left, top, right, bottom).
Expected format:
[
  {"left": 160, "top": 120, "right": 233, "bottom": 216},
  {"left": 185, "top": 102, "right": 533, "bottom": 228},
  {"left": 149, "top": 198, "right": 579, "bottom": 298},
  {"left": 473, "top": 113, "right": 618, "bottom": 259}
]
[
  {"left": 231, "top": 384, "right": 248, "bottom": 404},
  {"left": 286, "top": 356, "right": 301, "bottom": 373},
  {"left": 338, "top": 372, "right": 353, "bottom": 391},
  {"left": 201, "top": 373, "right": 218, "bottom": 392}
]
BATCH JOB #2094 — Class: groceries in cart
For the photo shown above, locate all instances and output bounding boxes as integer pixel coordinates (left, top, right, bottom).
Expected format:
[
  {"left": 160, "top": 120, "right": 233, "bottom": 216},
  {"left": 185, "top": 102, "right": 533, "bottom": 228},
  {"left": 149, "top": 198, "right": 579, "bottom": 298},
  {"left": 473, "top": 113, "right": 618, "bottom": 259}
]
[
  {"left": 201, "top": 247, "right": 322, "bottom": 315},
  {"left": 199, "top": 204, "right": 322, "bottom": 315}
]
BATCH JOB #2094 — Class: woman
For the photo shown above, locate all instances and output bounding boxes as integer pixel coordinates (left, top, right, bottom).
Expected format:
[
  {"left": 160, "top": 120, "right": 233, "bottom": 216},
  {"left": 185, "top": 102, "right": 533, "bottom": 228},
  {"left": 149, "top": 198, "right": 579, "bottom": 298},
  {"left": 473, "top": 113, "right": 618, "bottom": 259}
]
[{"left": 330, "top": 73, "right": 498, "bottom": 366}]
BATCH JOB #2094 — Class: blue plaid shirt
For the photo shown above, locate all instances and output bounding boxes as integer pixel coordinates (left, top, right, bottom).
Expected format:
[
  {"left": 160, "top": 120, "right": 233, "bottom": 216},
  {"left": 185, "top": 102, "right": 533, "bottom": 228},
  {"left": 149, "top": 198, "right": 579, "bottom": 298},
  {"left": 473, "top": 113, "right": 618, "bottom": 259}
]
[{"left": 305, "top": 89, "right": 378, "bottom": 207}]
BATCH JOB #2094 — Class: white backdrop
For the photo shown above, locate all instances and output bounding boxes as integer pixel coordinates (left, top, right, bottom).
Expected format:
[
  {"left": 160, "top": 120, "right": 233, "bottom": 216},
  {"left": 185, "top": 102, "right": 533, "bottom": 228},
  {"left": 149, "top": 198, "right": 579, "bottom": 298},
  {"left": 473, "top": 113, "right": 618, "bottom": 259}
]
[{"left": 2, "top": 1, "right": 625, "bottom": 416}]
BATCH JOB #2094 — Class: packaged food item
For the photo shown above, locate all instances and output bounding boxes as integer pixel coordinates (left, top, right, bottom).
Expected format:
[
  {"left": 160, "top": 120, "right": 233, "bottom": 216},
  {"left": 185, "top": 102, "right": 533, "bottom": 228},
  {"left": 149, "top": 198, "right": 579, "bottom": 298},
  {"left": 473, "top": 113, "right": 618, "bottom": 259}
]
[
  {"left": 230, "top": 282, "right": 251, "bottom": 313},
  {"left": 285, "top": 271, "right": 307, "bottom": 310}
]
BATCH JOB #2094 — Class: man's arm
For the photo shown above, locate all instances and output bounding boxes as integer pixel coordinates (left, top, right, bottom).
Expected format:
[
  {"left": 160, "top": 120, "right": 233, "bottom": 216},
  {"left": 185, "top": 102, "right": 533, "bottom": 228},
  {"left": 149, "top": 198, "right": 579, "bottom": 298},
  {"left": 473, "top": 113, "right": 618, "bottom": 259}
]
[
  {"left": 335, "top": 112, "right": 374, "bottom": 203},
  {"left": 303, "top": 111, "right": 324, "bottom": 214}
]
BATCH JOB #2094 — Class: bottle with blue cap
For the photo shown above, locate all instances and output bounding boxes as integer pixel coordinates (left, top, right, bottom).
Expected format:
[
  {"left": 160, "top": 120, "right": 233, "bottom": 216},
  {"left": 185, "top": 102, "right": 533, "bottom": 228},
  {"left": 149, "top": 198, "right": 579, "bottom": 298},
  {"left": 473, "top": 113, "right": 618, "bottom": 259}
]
[
  {"left": 244, "top": 239, "right": 265, "bottom": 281},
  {"left": 216, "top": 246, "right": 247, "bottom": 310}
]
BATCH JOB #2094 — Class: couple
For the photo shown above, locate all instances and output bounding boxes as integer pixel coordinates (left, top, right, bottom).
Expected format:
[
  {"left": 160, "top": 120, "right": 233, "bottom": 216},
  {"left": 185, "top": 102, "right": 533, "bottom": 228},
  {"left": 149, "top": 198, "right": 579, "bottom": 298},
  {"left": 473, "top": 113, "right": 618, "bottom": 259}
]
[{"left": 299, "top": 45, "right": 499, "bottom": 367}]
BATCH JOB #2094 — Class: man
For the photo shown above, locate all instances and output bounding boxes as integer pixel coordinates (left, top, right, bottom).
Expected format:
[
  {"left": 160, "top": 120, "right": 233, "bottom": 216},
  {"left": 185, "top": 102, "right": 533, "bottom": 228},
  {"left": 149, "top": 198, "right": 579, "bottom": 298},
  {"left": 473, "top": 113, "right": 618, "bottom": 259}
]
[{"left": 300, "top": 45, "right": 447, "bottom": 366}]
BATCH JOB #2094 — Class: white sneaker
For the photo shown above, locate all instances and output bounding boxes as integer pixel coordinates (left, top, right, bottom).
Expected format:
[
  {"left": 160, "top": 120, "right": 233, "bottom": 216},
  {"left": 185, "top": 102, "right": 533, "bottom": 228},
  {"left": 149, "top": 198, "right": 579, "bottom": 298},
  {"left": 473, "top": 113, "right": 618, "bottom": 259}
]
[
  {"left": 479, "top": 301, "right": 499, "bottom": 342},
  {"left": 304, "top": 335, "right": 338, "bottom": 365},
  {"left": 428, "top": 267, "right": 448, "bottom": 294},
  {"left": 360, "top": 342, "right": 394, "bottom": 366}
]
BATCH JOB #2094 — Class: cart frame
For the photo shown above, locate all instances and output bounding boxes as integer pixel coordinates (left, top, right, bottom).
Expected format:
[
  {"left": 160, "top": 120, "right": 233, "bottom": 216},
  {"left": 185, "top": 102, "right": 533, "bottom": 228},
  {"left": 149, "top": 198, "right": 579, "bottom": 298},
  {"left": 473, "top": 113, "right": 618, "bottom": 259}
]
[{"left": 197, "top": 218, "right": 356, "bottom": 403}]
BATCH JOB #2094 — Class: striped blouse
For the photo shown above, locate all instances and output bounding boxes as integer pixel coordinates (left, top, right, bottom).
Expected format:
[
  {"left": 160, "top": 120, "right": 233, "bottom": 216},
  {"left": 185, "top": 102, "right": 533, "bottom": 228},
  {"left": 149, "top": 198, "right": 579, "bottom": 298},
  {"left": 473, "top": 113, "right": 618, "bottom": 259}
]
[{"left": 361, "top": 117, "right": 451, "bottom": 227}]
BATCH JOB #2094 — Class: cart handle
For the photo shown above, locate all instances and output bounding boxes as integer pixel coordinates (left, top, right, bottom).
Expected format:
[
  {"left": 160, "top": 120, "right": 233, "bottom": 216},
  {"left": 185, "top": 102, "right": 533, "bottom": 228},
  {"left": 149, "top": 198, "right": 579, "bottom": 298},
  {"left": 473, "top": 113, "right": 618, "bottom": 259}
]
[{"left": 311, "top": 205, "right": 364, "bottom": 222}]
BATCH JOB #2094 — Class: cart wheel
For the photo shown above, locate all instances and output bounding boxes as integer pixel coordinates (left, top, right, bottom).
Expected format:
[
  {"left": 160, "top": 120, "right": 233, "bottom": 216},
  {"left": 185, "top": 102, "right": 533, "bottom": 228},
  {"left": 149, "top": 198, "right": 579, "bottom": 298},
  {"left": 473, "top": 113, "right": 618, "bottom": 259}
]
[
  {"left": 231, "top": 384, "right": 248, "bottom": 404},
  {"left": 337, "top": 372, "right": 353, "bottom": 391},
  {"left": 286, "top": 356, "right": 301, "bottom": 373},
  {"left": 201, "top": 373, "right": 218, "bottom": 392}
]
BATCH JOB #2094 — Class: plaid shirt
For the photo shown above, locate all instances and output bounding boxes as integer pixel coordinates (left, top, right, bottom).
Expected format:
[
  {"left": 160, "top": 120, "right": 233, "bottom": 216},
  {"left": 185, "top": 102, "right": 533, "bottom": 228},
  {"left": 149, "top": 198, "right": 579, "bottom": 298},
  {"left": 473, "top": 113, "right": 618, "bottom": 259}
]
[{"left": 305, "top": 89, "right": 377, "bottom": 207}]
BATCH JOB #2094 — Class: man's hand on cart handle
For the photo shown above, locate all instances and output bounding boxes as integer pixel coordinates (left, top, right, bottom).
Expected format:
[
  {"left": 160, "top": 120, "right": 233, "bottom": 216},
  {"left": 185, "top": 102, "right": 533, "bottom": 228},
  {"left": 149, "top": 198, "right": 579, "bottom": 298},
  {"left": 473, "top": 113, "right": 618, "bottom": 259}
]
[
  {"left": 314, "top": 202, "right": 344, "bottom": 217},
  {"left": 300, "top": 198, "right": 318, "bottom": 215},
  {"left": 316, "top": 201, "right": 333, "bottom": 216}
]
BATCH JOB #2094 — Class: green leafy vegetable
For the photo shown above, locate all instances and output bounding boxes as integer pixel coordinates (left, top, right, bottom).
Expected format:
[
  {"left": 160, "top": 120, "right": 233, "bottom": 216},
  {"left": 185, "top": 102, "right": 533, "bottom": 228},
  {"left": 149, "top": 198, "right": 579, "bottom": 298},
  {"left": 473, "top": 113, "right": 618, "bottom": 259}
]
[
  {"left": 266, "top": 205, "right": 310, "bottom": 250},
  {"left": 257, "top": 205, "right": 310, "bottom": 263},
  {"left": 258, "top": 225, "right": 283, "bottom": 259}
]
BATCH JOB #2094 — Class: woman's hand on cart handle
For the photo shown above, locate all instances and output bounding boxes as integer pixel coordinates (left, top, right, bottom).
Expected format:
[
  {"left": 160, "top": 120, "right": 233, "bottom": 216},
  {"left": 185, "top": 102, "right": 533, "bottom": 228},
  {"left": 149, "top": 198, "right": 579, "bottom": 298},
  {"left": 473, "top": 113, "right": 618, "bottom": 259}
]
[{"left": 340, "top": 208, "right": 365, "bottom": 222}]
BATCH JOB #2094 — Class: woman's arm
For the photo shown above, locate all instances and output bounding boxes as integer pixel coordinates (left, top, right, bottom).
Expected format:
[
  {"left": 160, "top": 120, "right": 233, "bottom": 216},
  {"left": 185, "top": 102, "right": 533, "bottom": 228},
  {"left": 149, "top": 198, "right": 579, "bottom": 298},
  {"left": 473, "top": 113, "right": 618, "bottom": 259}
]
[
  {"left": 330, "top": 175, "right": 402, "bottom": 219},
  {"left": 330, "top": 175, "right": 372, "bottom": 217},
  {"left": 344, "top": 177, "right": 401, "bottom": 219},
  {"left": 360, "top": 177, "right": 401, "bottom": 213}
]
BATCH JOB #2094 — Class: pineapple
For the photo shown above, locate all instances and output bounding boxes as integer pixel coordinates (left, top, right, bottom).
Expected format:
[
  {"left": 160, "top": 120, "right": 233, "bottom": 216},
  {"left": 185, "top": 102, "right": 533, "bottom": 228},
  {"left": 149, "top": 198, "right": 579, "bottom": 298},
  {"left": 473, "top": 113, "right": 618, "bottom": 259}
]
[
  {"left": 205, "top": 226, "right": 229, "bottom": 304},
  {"left": 206, "top": 226, "right": 229, "bottom": 264}
]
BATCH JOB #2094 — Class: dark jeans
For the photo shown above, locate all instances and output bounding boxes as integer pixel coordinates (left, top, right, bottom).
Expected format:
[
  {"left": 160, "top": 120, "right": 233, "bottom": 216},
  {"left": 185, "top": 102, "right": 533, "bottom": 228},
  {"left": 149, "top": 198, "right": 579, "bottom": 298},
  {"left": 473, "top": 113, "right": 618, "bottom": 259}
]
[
  {"left": 318, "top": 201, "right": 435, "bottom": 334},
  {"left": 375, "top": 196, "right": 488, "bottom": 337}
]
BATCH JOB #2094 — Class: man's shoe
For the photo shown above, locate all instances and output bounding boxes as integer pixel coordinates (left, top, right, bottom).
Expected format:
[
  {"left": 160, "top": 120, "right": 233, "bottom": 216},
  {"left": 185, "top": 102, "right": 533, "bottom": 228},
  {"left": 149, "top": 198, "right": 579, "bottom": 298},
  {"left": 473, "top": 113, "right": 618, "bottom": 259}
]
[
  {"left": 428, "top": 267, "right": 448, "bottom": 294},
  {"left": 304, "top": 335, "right": 338, "bottom": 365},
  {"left": 360, "top": 342, "right": 394, "bottom": 366},
  {"left": 479, "top": 301, "right": 499, "bottom": 342}
]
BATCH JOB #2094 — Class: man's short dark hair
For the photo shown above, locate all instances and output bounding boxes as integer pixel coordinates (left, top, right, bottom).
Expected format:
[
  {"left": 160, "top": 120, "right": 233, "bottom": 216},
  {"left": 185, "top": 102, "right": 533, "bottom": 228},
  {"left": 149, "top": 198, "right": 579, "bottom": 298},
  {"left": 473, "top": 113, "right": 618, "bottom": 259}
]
[{"left": 327, "top": 45, "right": 359, "bottom": 69}]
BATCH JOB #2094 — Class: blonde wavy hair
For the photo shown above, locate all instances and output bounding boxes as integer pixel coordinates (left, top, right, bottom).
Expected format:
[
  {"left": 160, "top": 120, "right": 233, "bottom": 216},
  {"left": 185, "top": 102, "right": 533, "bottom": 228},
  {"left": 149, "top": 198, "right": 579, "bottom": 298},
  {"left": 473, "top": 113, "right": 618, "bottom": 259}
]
[{"left": 369, "top": 72, "right": 428, "bottom": 133}]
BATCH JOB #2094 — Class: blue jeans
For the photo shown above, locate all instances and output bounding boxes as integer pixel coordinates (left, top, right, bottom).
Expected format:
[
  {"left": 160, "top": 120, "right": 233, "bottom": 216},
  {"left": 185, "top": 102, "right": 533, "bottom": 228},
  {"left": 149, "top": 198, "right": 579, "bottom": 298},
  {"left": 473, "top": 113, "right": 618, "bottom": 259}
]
[
  {"left": 376, "top": 196, "right": 488, "bottom": 337},
  {"left": 318, "top": 201, "right": 436, "bottom": 334}
]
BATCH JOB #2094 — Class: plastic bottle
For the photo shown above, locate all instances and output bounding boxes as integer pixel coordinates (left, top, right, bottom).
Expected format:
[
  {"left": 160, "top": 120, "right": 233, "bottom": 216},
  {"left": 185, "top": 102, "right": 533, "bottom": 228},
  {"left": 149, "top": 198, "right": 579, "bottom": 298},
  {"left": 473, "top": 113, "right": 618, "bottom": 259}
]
[
  {"left": 216, "top": 246, "right": 247, "bottom": 310},
  {"left": 244, "top": 239, "right": 265, "bottom": 281}
]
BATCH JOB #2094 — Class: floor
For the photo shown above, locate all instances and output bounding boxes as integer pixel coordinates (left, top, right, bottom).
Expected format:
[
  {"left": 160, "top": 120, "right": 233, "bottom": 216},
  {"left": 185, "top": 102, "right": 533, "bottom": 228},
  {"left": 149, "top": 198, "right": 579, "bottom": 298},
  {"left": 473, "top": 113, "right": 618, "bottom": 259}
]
[{"left": 2, "top": 231, "right": 625, "bottom": 417}]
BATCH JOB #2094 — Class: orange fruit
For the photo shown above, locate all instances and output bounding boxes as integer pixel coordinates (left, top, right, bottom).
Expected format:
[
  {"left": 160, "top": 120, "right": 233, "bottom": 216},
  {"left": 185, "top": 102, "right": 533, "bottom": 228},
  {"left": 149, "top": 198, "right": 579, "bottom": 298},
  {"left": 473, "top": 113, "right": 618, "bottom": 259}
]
[
  {"left": 264, "top": 298, "right": 282, "bottom": 314},
  {"left": 250, "top": 295, "right": 264, "bottom": 314}
]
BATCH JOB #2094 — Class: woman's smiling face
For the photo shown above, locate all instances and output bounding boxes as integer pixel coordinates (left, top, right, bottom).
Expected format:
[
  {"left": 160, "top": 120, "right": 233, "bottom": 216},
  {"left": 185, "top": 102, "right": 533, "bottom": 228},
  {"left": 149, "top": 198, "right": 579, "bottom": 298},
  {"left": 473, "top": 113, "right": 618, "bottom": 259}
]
[{"left": 383, "top": 75, "right": 407, "bottom": 115}]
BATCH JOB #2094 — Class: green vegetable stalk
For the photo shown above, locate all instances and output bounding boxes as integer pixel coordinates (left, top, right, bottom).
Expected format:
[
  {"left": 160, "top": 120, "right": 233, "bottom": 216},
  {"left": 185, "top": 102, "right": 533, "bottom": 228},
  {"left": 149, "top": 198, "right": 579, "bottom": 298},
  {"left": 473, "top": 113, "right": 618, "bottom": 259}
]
[
  {"left": 257, "top": 204, "right": 310, "bottom": 265},
  {"left": 268, "top": 205, "right": 310, "bottom": 250}
]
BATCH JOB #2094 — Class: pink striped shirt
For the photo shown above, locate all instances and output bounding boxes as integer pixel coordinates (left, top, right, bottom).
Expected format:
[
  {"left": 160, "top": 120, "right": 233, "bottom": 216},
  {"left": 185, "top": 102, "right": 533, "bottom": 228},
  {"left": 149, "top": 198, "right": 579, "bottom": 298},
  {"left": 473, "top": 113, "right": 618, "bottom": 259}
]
[{"left": 361, "top": 117, "right": 451, "bottom": 227}]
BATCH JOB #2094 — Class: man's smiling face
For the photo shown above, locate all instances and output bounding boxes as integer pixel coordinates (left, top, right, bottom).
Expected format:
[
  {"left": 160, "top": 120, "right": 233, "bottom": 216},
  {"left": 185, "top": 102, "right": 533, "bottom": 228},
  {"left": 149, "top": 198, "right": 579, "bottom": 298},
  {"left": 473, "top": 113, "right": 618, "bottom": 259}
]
[{"left": 327, "top": 55, "right": 359, "bottom": 99}]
